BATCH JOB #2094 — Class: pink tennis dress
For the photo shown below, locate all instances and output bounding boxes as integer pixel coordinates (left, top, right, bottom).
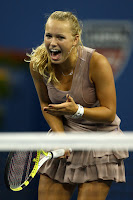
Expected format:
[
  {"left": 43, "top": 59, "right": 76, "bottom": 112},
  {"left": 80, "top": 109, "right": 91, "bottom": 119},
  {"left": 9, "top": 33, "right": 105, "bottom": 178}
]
[{"left": 39, "top": 46, "right": 129, "bottom": 184}]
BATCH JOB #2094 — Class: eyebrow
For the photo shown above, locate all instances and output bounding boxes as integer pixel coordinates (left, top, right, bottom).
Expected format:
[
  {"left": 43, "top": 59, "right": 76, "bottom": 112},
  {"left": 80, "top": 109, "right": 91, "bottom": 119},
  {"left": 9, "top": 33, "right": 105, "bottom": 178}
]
[{"left": 45, "top": 33, "right": 66, "bottom": 37}]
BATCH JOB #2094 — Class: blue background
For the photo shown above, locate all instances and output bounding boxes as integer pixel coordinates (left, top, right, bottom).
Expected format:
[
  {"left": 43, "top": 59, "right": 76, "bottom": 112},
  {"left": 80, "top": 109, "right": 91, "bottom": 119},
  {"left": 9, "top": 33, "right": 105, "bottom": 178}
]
[{"left": 0, "top": 0, "right": 133, "bottom": 199}]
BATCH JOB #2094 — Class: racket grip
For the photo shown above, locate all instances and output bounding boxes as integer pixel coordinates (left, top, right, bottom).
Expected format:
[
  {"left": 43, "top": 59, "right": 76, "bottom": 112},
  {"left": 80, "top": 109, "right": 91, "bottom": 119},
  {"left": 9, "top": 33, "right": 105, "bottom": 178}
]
[{"left": 51, "top": 149, "right": 65, "bottom": 158}]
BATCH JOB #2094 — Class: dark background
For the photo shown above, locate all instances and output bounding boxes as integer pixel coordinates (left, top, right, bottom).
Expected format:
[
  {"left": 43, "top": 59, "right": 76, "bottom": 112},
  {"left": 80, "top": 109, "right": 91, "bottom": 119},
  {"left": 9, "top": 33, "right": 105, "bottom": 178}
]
[{"left": 0, "top": 0, "right": 133, "bottom": 199}]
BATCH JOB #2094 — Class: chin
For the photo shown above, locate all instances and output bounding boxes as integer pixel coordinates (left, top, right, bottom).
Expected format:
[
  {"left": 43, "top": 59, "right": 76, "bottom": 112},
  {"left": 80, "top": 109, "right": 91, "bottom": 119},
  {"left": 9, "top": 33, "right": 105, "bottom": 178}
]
[
  {"left": 51, "top": 60, "right": 61, "bottom": 64},
  {"left": 51, "top": 58, "right": 64, "bottom": 65}
]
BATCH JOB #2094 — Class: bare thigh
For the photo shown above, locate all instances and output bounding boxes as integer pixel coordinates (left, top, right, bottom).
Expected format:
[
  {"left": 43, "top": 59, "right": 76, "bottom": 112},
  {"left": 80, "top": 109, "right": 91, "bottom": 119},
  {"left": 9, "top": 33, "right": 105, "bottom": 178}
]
[
  {"left": 38, "top": 174, "right": 76, "bottom": 200},
  {"left": 77, "top": 180, "right": 112, "bottom": 200}
]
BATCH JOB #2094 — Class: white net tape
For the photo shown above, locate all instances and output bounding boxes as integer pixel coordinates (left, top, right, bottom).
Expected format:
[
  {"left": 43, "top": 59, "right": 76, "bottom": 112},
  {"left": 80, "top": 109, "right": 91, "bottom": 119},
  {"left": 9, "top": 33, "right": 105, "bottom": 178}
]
[{"left": 0, "top": 131, "right": 132, "bottom": 151}]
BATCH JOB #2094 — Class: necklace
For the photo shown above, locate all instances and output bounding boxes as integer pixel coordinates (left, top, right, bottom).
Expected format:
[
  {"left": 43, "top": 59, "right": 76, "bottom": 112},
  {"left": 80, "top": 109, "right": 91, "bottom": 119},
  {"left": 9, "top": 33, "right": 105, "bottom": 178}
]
[
  {"left": 61, "top": 48, "right": 78, "bottom": 76},
  {"left": 61, "top": 69, "right": 73, "bottom": 76}
]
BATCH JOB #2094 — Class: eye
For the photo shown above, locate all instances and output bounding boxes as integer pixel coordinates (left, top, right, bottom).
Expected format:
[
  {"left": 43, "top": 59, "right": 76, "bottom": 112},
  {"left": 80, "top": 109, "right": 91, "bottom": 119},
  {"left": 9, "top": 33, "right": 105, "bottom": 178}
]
[
  {"left": 57, "top": 35, "right": 65, "bottom": 40},
  {"left": 45, "top": 34, "right": 52, "bottom": 39}
]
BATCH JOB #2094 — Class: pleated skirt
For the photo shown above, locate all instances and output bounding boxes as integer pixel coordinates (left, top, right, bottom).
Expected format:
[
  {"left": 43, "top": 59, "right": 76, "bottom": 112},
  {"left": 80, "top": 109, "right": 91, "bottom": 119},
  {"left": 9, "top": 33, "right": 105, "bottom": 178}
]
[{"left": 39, "top": 124, "right": 129, "bottom": 184}]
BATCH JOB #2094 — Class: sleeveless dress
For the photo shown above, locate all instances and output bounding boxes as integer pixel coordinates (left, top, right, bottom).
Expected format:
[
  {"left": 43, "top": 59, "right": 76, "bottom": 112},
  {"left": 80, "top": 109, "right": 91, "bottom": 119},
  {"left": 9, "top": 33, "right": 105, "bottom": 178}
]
[{"left": 39, "top": 46, "right": 129, "bottom": 184}]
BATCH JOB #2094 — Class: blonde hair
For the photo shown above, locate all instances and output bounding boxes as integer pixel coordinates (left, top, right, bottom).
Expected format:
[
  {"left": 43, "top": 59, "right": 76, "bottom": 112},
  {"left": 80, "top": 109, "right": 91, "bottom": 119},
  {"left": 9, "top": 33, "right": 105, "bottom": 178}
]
[{"left": 26, "top": 11, "right": 83, "bottom": 83}]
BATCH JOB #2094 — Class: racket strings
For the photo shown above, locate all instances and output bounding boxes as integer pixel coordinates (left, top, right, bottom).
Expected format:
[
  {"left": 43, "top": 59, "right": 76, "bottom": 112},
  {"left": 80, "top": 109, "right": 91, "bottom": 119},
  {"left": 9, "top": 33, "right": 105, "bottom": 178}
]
[
  {"left": 23, "top": 152, "right": 33, "bottom": 183},
  {"left": 8, "top": 151, "right": 35, "bottom": 188},
  {"left": 9, "top": 152, "right": 26, "bottom": 186}
]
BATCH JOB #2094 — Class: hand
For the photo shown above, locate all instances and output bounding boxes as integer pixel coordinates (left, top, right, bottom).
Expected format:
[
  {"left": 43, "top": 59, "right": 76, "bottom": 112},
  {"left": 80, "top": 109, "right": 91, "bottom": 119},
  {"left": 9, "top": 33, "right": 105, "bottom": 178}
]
[
  {"left": 44, "top": 94, "right": 78, "bottom": 116},
  {"left": 60, "top": 148, "right": 72, "bottom": 159}
]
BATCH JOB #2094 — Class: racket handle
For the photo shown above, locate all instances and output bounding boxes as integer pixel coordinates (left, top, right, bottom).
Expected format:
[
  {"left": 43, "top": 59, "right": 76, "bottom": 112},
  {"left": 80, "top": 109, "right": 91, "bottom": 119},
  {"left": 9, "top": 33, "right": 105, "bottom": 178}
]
[
  {"left": 51, "top": 149, "right": 65, "bottom": 158},
  {"left": 51, "top": 148, "right": 72, "bottom": 158}
]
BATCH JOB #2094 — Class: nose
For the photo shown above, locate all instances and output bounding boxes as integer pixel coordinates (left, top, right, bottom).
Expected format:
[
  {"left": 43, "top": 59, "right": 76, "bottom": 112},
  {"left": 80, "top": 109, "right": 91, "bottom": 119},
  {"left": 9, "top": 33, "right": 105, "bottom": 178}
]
[{"left": 50, "top": 37, "right": 57, "bottom": 46}]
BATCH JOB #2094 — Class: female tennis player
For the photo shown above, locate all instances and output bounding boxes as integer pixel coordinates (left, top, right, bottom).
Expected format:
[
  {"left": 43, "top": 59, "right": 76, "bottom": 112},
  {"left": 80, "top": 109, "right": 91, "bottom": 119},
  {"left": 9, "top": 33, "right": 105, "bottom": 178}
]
[{"left": 28, "top": 11, "right": 129, "bottom": 200}]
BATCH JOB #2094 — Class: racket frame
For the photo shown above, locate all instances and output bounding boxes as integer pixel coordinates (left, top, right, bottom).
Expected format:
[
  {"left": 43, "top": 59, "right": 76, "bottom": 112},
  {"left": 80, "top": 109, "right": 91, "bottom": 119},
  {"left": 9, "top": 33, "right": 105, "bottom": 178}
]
[{"left": 5, "top": 150, "right": 51, "bottom": 191}]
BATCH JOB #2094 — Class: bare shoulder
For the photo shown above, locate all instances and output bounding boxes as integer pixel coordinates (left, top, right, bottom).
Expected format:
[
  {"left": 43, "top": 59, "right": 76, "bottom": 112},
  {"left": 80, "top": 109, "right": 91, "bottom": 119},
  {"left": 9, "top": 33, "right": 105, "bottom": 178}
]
[
  {"left": 29, "top": 61, "right": 34, "bottom": 75},
  {"left": 29, "top": 61, "right": 36, "bottom": 75},
  {"left": 90, "top": 52, "right": 111, "bottom": 70},
  {"left": 29, "top": 61, "right": 43, "bottom": 81},
  {"left": 90, "top": 51, "right": 113, "bottom": 83}
]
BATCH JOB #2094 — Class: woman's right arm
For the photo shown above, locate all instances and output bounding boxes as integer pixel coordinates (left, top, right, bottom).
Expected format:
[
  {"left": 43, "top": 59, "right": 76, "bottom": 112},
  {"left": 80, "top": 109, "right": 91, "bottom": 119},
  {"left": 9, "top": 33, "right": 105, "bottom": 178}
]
[{"left": 29, "top": 62, "right": 65, "bottom": 134}]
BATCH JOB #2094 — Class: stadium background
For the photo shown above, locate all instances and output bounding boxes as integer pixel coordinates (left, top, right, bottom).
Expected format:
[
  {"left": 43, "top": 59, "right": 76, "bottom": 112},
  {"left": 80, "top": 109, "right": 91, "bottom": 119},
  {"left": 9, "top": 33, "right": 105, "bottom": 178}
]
[{"left": 0, "top": 0, "right": 133, "bottom": 199}]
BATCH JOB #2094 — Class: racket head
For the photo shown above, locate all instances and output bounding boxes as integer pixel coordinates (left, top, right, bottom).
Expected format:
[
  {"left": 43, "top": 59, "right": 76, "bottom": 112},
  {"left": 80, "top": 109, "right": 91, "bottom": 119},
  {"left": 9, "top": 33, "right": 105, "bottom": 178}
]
[{"left": 4, "top": 151, "right": 40, "bottom": 191}]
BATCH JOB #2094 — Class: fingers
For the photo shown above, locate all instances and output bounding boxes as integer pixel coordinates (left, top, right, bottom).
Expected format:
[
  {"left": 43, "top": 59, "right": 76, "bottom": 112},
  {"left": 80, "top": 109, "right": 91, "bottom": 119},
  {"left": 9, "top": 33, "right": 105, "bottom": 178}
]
[
  {"left": 60, "top": 149, "right": 72, "bottom": 159},
  {"left": 44, "top": 95, "right": 74, "bottom": 109},
  {"left": 66, "top": 94, "right": 74, "bottom": 102},
  {"left": 43, "top": 106, "right": 66, "bottom": 116},
  {"left": 47, "top": 103, "right": 66, "bottom": 109},
  {"left": 43, "top": 105, "right": 64, "bottom": 112},
  {"left": 43, "top": 95, "right": 76, "bottom": 115}
]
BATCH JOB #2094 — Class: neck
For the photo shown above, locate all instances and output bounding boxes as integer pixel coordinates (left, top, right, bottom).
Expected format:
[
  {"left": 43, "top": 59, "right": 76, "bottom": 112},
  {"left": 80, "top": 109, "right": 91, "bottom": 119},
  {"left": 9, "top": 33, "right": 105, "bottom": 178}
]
[{"left": 59, "top": 47, "right": 78, "bottom": 74}]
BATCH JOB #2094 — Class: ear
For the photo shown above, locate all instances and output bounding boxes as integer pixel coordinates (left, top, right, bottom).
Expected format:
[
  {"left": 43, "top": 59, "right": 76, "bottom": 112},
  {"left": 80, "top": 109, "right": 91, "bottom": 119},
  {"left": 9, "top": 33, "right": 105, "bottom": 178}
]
[{"left": 73, "top": 35, "right": 79, "bottom": 46}]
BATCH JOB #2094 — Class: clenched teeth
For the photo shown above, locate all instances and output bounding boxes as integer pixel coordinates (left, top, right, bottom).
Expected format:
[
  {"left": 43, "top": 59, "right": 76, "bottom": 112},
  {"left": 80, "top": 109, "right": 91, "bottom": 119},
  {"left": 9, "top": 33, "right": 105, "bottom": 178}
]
[{"left": 50, "top": 49, "right": 61, "bottom": 53}]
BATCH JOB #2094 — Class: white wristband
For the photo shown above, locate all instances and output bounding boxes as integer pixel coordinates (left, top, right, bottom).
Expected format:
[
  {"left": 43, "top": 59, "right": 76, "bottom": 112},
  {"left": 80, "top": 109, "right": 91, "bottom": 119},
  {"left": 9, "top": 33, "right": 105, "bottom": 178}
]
[{"left": 72, "top": 104, "right": 84, "bottom": 119}]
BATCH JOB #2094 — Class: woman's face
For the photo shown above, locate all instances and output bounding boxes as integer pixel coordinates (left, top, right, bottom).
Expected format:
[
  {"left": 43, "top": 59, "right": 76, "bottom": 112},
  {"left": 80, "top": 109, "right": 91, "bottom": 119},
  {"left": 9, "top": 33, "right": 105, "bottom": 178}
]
[{"left": 44, "top": 18, "right": 78, "bottom": 64}]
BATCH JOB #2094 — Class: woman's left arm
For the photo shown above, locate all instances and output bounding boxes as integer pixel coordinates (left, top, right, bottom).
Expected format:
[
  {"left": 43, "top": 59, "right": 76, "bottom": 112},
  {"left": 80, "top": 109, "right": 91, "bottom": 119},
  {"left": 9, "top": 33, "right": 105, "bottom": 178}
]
[{"left": 83, "top": 51, "right": 116, "bottom": 123}]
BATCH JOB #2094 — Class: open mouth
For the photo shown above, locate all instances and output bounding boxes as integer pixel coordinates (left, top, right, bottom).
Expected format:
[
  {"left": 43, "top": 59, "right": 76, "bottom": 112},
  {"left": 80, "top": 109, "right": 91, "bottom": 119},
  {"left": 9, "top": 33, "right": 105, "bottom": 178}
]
[{"left": 49, "top": 49, "right": 62, "bottom": 61}]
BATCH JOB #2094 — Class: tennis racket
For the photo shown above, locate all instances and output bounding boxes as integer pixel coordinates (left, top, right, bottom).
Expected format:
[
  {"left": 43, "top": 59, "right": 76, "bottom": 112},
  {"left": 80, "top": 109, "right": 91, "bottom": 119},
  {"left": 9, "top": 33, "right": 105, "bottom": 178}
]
[{"left": 4, "top": 149, "right": 66, "bottom": 191}]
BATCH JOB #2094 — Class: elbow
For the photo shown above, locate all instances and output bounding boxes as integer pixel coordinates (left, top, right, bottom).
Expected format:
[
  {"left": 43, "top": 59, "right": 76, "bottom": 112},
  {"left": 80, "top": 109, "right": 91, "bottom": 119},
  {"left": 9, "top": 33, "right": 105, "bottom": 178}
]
[
  {"left": 107, "top": 110, "right": 116, "bottom": 123},
  {"left": 108, "top": 115, "right": 116, "bottom": 123}
]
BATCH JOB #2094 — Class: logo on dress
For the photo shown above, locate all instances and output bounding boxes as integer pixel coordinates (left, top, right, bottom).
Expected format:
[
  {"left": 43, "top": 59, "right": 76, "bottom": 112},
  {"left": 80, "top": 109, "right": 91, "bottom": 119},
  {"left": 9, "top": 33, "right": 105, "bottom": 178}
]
[{"left": 82, "top": 20, "right": 133, "bottom": 80}]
